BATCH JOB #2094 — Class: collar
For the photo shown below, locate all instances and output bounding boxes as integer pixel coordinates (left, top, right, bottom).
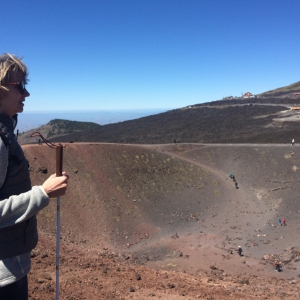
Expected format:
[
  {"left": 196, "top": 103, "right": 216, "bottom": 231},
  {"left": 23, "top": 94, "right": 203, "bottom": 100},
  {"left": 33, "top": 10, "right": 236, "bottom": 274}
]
[{"left": 0, "top": 113, "right": 18, "bottom": 132}]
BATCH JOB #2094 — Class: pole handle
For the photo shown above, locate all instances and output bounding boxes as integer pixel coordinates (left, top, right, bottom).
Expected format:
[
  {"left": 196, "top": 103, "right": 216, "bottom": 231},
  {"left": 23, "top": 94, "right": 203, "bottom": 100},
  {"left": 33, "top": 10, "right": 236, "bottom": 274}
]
[
  {"left": 56, "top": 145, "right": 63, "bottom": 176},
  {"left": 55, "top": 144, "right": 63, "bottom": 300}
]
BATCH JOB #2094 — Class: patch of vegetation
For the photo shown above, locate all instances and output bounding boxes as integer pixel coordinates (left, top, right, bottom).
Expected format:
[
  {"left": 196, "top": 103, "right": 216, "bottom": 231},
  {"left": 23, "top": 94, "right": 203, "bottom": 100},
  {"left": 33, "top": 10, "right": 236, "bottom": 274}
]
[{"left": 47, "top": 119, "right": 101, "bottom": 138}]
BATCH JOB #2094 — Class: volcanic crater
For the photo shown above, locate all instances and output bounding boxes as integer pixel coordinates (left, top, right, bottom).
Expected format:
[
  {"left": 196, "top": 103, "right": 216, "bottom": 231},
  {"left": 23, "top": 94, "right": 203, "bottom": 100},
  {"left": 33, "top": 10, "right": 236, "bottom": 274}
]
[{"left": 23, "top": 142, "right": 300, "bottom": 299}]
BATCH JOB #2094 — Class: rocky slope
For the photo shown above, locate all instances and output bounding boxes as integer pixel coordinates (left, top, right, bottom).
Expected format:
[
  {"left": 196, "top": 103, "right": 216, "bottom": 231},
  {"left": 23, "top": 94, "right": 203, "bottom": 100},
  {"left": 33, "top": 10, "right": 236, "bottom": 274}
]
[{"left": 23, "top": 142, "right": 300, "bottom": 299}]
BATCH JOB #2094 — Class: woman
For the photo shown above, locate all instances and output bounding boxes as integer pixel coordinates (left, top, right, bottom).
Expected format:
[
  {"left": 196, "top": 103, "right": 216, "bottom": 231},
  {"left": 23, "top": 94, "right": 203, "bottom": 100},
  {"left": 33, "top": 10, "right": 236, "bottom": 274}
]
[{"left": 0, "top": 53, "right": 69, "bottom": 299}]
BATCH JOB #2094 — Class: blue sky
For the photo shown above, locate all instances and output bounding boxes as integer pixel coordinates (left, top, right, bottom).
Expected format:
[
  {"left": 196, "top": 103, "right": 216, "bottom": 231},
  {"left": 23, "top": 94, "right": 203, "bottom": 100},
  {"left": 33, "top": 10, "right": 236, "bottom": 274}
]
[{"left": 2, "top": 0, "right": 300, "bottom": 111}]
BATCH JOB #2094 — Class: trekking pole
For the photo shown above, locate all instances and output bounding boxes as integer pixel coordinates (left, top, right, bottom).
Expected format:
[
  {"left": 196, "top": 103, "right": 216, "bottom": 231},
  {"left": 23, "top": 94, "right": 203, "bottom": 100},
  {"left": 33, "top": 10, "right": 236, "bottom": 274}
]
[
  {"left": 29, "top": 133, "right": 64, "bottom": 300},
  {"left": 56, "top": 144, "right": 63, "bottom": 300},
  {"left": 29, "top": 130, "right": 63, "bottom": 300}
]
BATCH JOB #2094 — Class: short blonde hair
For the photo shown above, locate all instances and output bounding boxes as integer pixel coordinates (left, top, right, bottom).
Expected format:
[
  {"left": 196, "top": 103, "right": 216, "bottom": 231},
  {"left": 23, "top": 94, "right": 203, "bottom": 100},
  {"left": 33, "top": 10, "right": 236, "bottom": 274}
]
[{"left": 0, "top": 53, "right": 28, "bottom": 100}]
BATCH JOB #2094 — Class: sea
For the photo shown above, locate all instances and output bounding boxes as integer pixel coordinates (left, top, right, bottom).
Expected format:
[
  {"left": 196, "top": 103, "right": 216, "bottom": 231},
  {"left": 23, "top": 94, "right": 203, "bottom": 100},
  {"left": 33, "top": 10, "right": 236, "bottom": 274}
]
[{"left": 16, "top": 109, "right": 169, "bottom": 133}]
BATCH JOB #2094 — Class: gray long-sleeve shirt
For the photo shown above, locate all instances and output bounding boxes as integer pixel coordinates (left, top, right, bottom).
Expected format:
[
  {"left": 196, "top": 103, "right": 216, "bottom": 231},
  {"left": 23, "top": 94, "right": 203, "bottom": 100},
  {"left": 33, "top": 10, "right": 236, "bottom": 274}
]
[{"left": 0, "top": 138, "right": 49, "bottom": 287}]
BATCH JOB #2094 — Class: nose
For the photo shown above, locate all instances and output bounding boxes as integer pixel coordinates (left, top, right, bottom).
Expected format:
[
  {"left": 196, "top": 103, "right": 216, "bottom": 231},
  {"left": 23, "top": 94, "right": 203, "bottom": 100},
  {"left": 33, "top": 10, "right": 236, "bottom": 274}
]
[{"left": 24, "top": 88, "right": 30, "bottom": 97}]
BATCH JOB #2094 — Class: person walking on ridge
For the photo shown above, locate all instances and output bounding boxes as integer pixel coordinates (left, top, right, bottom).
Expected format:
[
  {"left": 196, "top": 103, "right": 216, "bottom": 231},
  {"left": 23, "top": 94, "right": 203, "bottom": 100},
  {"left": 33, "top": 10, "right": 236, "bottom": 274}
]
[
  {"left": 274, "top": 261, "right": 281, "bottom": 272},
  {"left": 238, "top": 246, "right": 242, "bottom": 256}
]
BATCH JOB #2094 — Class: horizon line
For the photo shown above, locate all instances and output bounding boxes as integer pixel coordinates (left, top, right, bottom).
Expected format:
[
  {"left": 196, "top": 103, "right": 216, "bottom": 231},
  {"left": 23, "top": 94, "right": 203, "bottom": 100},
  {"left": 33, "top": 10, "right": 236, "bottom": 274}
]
[{"left": 21, "top": 108, "right": 173, "bottom": 113}]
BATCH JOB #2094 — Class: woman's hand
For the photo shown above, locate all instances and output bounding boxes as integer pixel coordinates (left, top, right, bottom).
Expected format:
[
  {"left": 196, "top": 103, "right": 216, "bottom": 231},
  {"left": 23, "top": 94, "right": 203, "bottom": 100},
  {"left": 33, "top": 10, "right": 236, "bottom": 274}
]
[{"left": 42, "top": 172, "right": 69, "bottom": 198}]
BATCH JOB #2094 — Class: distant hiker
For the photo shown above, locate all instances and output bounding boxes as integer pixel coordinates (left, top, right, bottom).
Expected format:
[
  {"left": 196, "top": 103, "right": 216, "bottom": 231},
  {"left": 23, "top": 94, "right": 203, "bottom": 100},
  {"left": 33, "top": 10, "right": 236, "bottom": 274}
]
[
  {"left": 229, "top": 172, "right": 233, "bottom": 178},
  {"left": 238, "top": 246, "right": 242, "bottom": 256},
  {"left": 274, "top": 261, "right": 281, "bottom": 272},
  {"left": 278, "top": 219, "right": 282, "bottom": 226},
  {"left": 292, "top": 139, "right": 295, "bottom": 145},
  {"left": 232, "top": 175, "right": 236, "bottom": 182},
  {"left": 235, "top": 182, "right": 238, "bottom": 189},
  {"left": 282, "top": 219, "right": 286, "bottom": 226}
]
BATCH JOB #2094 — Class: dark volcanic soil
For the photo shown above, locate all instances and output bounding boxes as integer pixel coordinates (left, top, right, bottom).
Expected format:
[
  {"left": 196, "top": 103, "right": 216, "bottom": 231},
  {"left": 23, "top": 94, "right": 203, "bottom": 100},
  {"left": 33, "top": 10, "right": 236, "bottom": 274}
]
[
  {"left": 45, "top": 98, "right": 300, "bottom": 145},
  {"left": 23, "top": 143, "right": 300, "bottom": 299}
]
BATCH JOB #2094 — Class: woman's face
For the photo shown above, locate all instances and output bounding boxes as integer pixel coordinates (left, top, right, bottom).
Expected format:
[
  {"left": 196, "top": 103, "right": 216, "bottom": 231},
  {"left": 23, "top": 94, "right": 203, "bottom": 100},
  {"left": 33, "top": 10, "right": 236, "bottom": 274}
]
[{"left": 0, "top": 72, "right": 30, "bottom": 117}]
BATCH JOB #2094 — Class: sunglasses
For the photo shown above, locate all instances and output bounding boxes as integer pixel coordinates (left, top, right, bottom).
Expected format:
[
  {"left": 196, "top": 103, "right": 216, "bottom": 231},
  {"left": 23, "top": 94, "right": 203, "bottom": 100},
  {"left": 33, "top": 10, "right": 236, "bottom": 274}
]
[{"left": 6, "top": 81, "right": 27, "bottom": 94}]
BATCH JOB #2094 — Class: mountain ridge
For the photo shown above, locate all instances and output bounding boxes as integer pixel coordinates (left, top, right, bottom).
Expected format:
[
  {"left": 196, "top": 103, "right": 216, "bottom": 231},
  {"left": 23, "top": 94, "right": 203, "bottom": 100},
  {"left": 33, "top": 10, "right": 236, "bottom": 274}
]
[
  {"left": 258, "top": 80, "right": 300, "bottom": 97},
  {"left": 18, "top": 118, "right": 101, "bottom": 145},
  {"left": 19, "top": 80, "right": 300, "bottom": 145}
]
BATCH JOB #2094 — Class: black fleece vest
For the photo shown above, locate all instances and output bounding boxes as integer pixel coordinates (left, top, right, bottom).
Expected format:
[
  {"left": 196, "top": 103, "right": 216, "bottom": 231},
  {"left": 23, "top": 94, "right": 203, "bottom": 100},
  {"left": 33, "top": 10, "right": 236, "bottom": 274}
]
[{"left": 0, "top": 114, "right": 38, "bottom": 259}]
